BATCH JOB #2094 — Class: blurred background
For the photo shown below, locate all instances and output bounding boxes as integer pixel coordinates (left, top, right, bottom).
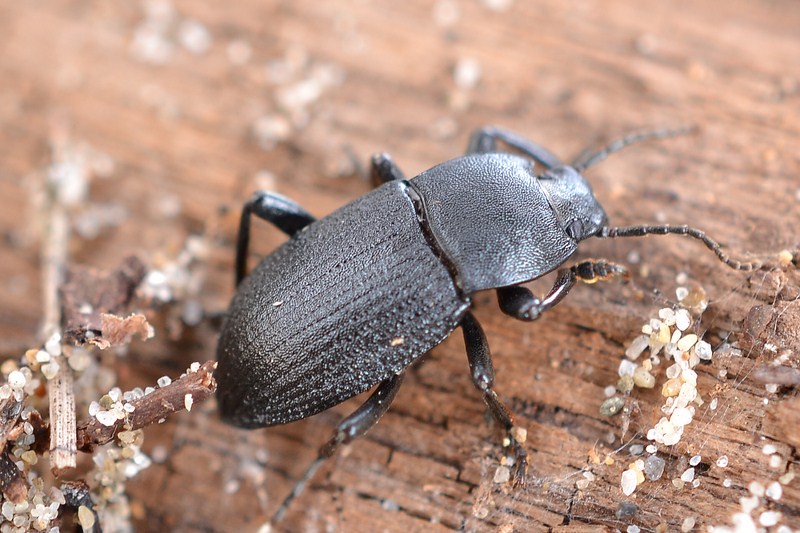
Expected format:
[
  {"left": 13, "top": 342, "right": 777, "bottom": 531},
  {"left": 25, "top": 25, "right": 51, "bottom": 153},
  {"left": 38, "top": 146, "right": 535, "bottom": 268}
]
[{"left": 0, "top": 1, "right": 798, "bottom": 531}]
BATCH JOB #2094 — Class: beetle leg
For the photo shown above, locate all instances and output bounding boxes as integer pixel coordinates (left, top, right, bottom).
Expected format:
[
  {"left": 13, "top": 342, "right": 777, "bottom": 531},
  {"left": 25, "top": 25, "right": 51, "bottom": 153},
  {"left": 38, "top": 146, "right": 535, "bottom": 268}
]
[
  {"left": 461, "top": 311, "right": 528, "bottom": 487},
  {"left": 497, "top": 260, "right": 629, "bottom": 321},
  {"left": 370, "top": 152, "right": 407, "bottom": 186},
  {"left": 497, "top": 270, "right": 576, "bottom": 322},
  {"left": 272, "top": 372, "right": 405, "bottom": 524},
  {"left": 236, "top": 191, "right": 316, "bottom": 285},
  {"left": 467, "top": 126, "right": 563, "bottom": 169}
]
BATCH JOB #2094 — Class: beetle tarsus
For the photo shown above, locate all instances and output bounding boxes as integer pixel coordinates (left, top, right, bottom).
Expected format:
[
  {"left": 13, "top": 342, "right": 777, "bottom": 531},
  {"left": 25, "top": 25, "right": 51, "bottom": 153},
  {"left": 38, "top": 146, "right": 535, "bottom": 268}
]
[
  {"left": 510, "top": 443, "right": 528, "bottom": 487},
  {"left": 572, "top": 259, "right": 630, "bottom": 284},
  {"left": 271, "top": 456, "right": 324, "bottom": 524}
]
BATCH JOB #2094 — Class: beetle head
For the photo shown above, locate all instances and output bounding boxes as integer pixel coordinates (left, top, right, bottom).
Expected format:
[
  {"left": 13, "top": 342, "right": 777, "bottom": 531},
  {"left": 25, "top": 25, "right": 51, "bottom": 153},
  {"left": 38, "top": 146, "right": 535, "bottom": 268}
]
[{"left": 539, "top": 166, "right": 608, "bottom": 242}]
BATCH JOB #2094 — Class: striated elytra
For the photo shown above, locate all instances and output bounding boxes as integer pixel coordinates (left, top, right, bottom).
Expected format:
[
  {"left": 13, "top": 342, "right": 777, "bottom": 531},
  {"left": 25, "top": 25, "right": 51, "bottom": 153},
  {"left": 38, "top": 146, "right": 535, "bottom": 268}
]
[{"left": 215, "top": 126, "right": 760, "bottom": 522}]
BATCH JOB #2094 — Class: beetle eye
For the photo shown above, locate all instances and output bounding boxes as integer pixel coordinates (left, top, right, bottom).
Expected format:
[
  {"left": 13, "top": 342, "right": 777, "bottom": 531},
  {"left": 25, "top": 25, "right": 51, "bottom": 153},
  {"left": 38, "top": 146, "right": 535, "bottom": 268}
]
[{"left": 566, "top": 219, "right": 584, "bottom": 240}]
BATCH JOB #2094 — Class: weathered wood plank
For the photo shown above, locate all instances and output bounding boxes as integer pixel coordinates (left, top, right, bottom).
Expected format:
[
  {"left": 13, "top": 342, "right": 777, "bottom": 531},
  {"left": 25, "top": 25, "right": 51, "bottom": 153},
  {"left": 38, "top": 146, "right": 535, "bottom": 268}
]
[{"left": 0, "top": 0, "right": 797, "bottom": 531}]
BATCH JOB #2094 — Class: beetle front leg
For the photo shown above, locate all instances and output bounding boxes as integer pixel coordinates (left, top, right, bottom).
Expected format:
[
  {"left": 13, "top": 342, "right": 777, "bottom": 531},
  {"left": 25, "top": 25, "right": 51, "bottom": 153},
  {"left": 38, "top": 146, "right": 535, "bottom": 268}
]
[
  {"left": 498, "top": 259, "right": 629, "bottom": 321},
  {"left": 467, "top": 126, "right": 563, "bottom": 169},
  {"left": 236, "top": 191, "right": 316, "bottom": 285},
  {"left": 272, "top": 372, "right": 405, "bottom": 524},
  {"left": 370, "top": 152, "right": 407, "bottom": 186},
  {"left": 461, "top": 312, "right": 528, "bottom": 486}
]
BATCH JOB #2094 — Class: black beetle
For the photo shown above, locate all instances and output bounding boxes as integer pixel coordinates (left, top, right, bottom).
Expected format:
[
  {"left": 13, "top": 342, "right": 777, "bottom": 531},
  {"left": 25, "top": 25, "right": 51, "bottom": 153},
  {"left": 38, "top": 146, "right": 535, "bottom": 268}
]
[{"left": 216, "top": 126, "right": 761, "bottom": 521}]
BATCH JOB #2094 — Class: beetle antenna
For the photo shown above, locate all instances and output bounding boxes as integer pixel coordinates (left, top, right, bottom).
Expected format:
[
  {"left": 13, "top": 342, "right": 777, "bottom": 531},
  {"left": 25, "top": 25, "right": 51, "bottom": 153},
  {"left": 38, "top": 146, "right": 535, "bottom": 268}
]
[
  {"left": 600, "top": 225, "right": 763, "bottom": 271},
  {"left": 573, "top": 126, "right": 695, "bottom": 172}
]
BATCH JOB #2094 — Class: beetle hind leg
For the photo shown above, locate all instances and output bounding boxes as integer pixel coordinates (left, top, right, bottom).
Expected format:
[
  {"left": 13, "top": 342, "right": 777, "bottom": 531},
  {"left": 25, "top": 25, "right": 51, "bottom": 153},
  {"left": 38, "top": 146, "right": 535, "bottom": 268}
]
[
  {"left": 461, "top": 312, "right": 528, "bottom": 487},
  {"left": 272, "top": 372, "right": 405, "bottom": 524}
]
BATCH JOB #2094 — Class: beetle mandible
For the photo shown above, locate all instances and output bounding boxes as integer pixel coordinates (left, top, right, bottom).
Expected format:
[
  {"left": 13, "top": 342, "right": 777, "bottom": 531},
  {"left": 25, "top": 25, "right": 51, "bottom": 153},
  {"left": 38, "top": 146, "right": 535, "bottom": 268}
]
[{"left": 215, "top": 126, "right": 761, "bottom": 521}]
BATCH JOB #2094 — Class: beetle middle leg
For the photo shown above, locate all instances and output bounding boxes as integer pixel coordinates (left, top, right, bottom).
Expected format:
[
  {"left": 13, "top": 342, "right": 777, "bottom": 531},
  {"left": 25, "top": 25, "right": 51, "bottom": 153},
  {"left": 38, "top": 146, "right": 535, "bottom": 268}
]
[
  {"left": 498, "top": 259, "right": 629, "bottom": 321},
  {"left": 461, "top": 311, "right": 529, "bottom": 486},
  {"left": 236, "top": 191, "right": 316, "bottom": 285},
  {"left": 272, "top": 372, "right": 405, "bottom": 524},
  {"left": 370, "top": 152, "right": 407, "bottom": 186},
  {"left": 467, "top": 126, "right": 563, "bottom": 169}
]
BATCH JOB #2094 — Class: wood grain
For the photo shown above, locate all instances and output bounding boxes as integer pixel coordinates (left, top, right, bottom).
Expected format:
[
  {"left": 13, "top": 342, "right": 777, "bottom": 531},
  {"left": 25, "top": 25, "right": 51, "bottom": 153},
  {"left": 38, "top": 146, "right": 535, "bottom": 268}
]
[{"left": 0, "top": 0, "right": 798, "bottom": 531}]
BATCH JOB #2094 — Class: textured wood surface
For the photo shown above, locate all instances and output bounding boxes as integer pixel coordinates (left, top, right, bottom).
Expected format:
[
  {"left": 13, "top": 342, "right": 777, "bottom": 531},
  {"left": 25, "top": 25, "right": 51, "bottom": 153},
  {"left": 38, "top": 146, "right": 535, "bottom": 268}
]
[{"left": 1, "top": 1, "right": 798, "bottom": 532}]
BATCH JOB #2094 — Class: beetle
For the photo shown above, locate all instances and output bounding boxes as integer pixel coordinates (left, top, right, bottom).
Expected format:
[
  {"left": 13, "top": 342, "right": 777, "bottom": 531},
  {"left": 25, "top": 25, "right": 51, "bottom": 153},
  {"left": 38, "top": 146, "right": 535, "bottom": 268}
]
[{"left": 215, "top": 126, "right": 761, "bottom": 521}]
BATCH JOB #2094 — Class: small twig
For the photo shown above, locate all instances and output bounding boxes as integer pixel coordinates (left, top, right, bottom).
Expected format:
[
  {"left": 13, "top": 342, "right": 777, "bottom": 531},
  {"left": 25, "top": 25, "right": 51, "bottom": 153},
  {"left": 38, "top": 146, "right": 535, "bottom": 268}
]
[
  {"left": 75, "top": 361, "right": 217, "bottom": 453},
  {"left": 41, "top": 202, "right": 68, "bottom": 341},
  {"left": 49, "top": 367, "right": 77, "bottom": 475},
  {"left": 41, "top": 138, "right": 77, "bottom": 474}
]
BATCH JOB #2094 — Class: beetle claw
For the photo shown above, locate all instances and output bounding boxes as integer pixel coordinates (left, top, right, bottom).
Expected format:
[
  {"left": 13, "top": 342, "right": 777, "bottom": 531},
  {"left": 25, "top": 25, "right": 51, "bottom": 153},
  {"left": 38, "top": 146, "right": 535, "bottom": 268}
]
[
  {"left": 506, "top": 438, "right": 529, "bottom": 487},
  {"left": 511, "top": 457, "right": 528, "bottom": 487}
]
